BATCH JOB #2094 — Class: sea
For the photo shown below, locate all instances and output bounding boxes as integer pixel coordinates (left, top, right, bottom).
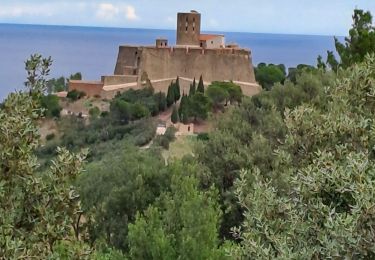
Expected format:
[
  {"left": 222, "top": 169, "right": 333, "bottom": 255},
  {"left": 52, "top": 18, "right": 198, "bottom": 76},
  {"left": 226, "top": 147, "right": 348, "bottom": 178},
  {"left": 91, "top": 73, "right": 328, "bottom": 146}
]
[{"left": 0, "top": 23, "right": 343, "bottom": 99}]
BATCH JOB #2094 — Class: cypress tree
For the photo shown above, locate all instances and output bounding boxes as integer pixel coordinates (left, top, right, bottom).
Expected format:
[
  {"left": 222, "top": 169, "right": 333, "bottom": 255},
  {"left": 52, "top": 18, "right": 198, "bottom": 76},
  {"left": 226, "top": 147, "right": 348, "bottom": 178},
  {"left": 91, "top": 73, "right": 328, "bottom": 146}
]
[
  {"left": 171, "top": 105, "right": 179, "bottom": 124},
  {"left": 179, "top": 94, "right": 187, "bottom": 118},
  {"left": 197, "top": 75, "right": 205, "bottom": 93},
  {"left": 167, "top": 82, "right": 175, "bottom": 107},
  {"left": 174, "top": 76, "right": 181, "bottom": 102},
  {"left": 189, "top": 78, "right": 196, "bottom": 96}
]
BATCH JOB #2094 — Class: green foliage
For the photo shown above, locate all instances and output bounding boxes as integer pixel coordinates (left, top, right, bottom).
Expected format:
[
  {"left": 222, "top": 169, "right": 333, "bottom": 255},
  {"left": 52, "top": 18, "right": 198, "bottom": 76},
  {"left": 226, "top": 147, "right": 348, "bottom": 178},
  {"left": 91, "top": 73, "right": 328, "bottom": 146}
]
[
  {"left": 40, "top": 94, "right": 62, "bottom": 118},
  {"left": 167, "top": 82, "right": 175, "bottom": 107},
  {"left": 46, "top": 132, "right": 56, "bottom": 141},
  {"left": 174, "top": 76, "right": 181, "bottom": 101},
  {"left": 47, "top": 76, "right": 66, "bottom": 93},
  {"left": 334, "top": 9, "right": 375, "bottom": 68},
  {"left": 197, "top": 75, "right": 205, "bottom": 93},
  {"left": 153, "top": 126, "right": 176, "bottom": 150},
  {"left": 24, "top": 54, "right": 52, "bottom": 93},
  {"left": 206, "top": 84, "right": 229, "bottom": 109},
  {"left": 0, "top": 54, "right": 90, "bottom": 258},
  {"left": 196, "top": 69, "right": 332, "bottom": 239},
  {"left": 228, "top": 55, "right": 375, "bottom": 258},
  {"left": 128, "top": 171, "right": 226, "bottom": 260},
  {"left": 67, "top": 89, "right": 86, "bottom": 101},
  {"left": 189, "top": 92, "right": 210, "bottom": 121},
  {"left": 189, "top": 78, "right": 196, "bottom": 96},
  {"left": 77, "top": 145, "right": 170, "bottom": 251},
  {"left": 255, "top": 63, "right": 286, "bottom": 90},
  {"left": 171, "top": 105, "right": 179, "bottom": 124},
  {"left": 110, "top": 87, "right": 164, "bottom": 121},
  {"left": 70, "top": 72, "right": 83, "bottom": 80},
  {"left": 89, "top": 106, "right": 101, "bottom": 119}
]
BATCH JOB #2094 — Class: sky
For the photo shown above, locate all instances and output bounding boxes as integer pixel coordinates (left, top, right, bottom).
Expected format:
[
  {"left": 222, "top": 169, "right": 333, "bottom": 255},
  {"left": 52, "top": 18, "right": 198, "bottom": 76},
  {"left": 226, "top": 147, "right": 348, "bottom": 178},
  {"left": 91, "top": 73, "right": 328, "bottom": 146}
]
[{"left": 0, "top": 0, "right": 375, "bottom": 35}]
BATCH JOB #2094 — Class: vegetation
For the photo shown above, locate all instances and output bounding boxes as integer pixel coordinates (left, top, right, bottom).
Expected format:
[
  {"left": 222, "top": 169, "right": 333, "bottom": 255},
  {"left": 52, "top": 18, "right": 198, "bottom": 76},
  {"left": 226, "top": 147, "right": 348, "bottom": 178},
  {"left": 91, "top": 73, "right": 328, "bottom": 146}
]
[
  {"left": 229, "top": 54, "right": 375, "bottom": 259},
  {"left": 67, "top": 89, "right": 86, "bottom": 101},
  {"left": 4, "top": 8, "right": 375, "bottom": 260},
  {"left": 40, "top": 94, "right": 62, "bottom": 118},
  {"left": 0, "top": 54, "right": 90, "bottom": 258},
  {"left": 254, "top": 63, "right": 286, "bottom": 90}
]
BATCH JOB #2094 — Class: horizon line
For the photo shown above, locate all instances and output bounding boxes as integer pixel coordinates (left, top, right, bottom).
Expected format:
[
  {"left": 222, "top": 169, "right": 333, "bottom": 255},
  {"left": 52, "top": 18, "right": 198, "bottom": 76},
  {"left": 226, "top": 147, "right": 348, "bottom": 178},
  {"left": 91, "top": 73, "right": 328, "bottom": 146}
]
[{"left": 0, "top": 22, "right": 346, "bottom": 38}]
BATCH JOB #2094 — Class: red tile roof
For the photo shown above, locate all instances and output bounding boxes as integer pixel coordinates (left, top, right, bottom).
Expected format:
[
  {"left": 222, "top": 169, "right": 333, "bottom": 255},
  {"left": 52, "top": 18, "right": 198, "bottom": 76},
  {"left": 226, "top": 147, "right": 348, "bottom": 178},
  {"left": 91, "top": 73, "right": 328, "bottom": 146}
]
[{"left": 199, "top": 34, "right": 223, "bottom": 41}]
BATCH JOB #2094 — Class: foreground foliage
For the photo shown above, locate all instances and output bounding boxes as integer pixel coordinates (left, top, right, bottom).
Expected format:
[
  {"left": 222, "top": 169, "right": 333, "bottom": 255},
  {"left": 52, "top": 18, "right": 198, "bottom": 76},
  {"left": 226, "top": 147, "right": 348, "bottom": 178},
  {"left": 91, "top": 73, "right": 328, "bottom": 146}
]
[
  {"left": 0, "top": 54, "right": 90, "bottom": 258},
  {"left": 229, "top": 55, "right": 375, "bottom": 258}
]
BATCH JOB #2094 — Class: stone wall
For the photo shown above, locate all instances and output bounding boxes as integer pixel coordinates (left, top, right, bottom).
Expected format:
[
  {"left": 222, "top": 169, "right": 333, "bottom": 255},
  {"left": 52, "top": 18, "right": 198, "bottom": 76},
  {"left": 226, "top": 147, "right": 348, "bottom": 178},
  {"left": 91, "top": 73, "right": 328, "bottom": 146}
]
[
  {"left": 115, "top": 46, "right": 255, "bottom": 84},
  {"left": 69, "top": 80, "right": 103, "bottom": 97},
  {"left": 101, "top": 75, "right": 138, "bottom": 86},
  {"left": 139, "top": 47, "right": 255, "bottom": 83}
]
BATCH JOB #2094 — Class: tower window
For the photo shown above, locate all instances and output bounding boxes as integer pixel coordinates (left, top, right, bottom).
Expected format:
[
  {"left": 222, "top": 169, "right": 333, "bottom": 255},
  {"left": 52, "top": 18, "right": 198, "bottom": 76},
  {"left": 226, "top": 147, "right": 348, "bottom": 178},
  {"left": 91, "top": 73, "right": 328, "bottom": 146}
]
[
  {"left": 193, "top": 18, "right": 195, "bottom": 22},
  {"left": 193, "top": 27, "right": 195, "bottom": 31},
  {"left": 186, "top": 26, "right": 188, "bottom": 32},
  {"left": 186, "top": 17, "right": 188, "bottom": 22}
]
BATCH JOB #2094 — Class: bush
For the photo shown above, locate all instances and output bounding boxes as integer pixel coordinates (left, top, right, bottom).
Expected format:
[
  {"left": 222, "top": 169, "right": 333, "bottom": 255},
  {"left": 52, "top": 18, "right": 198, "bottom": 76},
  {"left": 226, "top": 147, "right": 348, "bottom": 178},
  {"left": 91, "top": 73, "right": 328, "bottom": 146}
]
[
  {"left": 67, "top": 90, "right": 86, "bottom": 101},
  {"left": 45, "top": 133, "right": 56, "bottom": 141}
]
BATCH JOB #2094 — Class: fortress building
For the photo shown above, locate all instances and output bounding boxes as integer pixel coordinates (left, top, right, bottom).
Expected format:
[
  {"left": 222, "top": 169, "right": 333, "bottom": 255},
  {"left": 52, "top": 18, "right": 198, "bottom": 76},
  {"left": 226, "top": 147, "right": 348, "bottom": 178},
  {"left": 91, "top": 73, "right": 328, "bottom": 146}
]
[{"left": 69, "top": 11, "right": 260, "bottom": 98}]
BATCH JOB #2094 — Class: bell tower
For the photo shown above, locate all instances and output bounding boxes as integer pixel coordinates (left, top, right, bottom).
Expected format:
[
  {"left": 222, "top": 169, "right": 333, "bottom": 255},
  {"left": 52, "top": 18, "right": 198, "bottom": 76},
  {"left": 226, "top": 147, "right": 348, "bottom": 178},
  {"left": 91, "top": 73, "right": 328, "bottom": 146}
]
[{"left": 176, "top": 10, "right": 201, "bottom": 46}]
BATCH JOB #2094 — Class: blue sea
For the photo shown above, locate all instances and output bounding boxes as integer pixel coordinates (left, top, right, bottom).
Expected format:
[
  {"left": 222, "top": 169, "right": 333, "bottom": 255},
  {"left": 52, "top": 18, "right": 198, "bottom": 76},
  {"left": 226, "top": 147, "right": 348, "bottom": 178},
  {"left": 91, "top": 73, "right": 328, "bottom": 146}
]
[{"left": 0, "top": 23, "right": 342, "bottom": 99}]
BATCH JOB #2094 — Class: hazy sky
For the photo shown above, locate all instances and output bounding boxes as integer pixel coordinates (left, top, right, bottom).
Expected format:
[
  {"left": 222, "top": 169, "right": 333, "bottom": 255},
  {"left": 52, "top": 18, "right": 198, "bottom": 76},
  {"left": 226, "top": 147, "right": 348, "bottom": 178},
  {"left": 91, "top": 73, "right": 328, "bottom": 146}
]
[{"left": 1, "top": 0, "right": 375, "bottom": 35}]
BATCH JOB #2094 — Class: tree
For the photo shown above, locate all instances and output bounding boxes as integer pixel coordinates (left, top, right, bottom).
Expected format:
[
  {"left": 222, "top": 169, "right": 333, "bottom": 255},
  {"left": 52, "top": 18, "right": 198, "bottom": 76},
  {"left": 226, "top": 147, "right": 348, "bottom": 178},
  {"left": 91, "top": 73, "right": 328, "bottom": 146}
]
[
  {"left": 128, "top": 170, "right": 225, "bottom": 260},
  {"left": 77, "top": 146, "right": 170, "bottom": 252},
  {"left": 0, "top": 54, "right": 90, "bottom": 258},
  {"left": 255, "top": 63, "right": 286, "bottom": 90},
  {"left": 70, "top": 72, "right": 82, "bottom": 80},
  {"left": 197, "top": 75, "right": 205, "bottom": 93},
  {"left": 156, "top": 91, "right": 167, "bottom": 112},
  {"left": 326, "top": 50, "right": 339, "bottom": 72},
  {"left": 317, "top": 55, "right": 327, "bottom": 70},
  {"left": 171, "top": 105, "right": 179, "bottom": 124},
  {"left": 189, "top": 92, "right": 210, "bottom": 121},
  {"left": 206, "top": 84, "right": 229, "bottom": 110},
  {"left": 174, "top": 76, "right": 181, "bottom": 101},
  {"left": 166, "top": 82, "right": 175, "bottom": 107},
  {"left": 334, "top": 9, "right": 375, "bottom": 68},
  {"left": 110, "top": 99, "right": 131, "bottom": 123},
  {"left": 178, "top": 94, "right": 189, "bottom": 119},
  {"left": 89, "top": 106, "right": 101, "bottom": 119},
  {"left": 189, "top": 78, "right": 196, "bottom": 96},
  {"left": 40, "top": 94, "right": 62, "bottom": 118},
  {"left": 228, "top": 55, "right": 375, "bottom": 258}
]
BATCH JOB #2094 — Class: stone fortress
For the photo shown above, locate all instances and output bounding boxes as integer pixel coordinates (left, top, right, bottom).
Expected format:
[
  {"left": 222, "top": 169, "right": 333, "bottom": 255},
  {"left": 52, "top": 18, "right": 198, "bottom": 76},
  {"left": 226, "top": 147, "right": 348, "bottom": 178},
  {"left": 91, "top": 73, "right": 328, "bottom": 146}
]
[{"left": 69, "top": 10, "right": 260, "bottom": 98}]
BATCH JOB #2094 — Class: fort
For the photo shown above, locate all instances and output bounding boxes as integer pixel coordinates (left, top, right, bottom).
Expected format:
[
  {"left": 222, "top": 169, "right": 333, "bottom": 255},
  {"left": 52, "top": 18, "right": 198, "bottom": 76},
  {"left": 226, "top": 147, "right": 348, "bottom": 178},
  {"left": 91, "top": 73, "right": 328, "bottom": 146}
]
[{"left": 69, "top": 10, "right": 260, "bottom": 98}]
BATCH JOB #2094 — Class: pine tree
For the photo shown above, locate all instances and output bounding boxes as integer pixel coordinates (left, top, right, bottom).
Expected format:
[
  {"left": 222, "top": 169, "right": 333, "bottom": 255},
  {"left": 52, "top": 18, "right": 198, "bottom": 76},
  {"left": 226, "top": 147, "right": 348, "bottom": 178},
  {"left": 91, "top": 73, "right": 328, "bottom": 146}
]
[
  {"left": 197, "top": 75, "right": 205, "bottom": 93},
  {"left": 167, "top": 82, "right": 175, "bottom": 107},
  {"left": 171, "top": 105, "right": 179, "bottom": 124},
  {"left": 189, "top": 78, "right": 196, "bottom": 96},
  {"left": 174, "top": 76, "right": 181, "bottom": 102}
]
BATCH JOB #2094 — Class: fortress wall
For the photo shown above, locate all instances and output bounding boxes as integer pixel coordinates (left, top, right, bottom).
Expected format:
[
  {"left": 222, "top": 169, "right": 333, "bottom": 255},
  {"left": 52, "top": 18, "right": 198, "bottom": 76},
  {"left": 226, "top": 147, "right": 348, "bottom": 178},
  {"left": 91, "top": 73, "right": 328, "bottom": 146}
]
[
  {"left": 114, "top": 46, "right": 141, "bottom": 75},
  {"left": 101, "top": 75, "right": 138, "bottom": 86},
  {"left": 137, "top": 47, "right": 256, "bottom": 84},
  {"left": 69, "top": 81, "right": 104, "bottom": 97}
]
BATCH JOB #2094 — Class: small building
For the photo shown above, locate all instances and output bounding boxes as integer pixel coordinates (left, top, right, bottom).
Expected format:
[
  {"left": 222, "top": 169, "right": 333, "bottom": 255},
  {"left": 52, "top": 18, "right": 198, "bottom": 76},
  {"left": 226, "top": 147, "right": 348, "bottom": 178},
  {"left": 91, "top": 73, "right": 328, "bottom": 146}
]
[
  {"left": 199, "top": 34, "right": 225, "bottom": 49},
  {"left": 156, "top": 38, "right": 168, "bottom": 48},
  {"left": 156, "top": 122, "right": 167, "bottom": 135}
]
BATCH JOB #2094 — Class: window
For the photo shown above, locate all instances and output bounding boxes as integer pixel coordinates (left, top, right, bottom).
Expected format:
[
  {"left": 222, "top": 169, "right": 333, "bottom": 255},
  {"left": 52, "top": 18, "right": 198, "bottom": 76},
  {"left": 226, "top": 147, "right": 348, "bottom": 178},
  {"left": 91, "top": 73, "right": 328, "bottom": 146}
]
[
  {"left": 193, "top": 27, "right": 195, "bottom": 31},
  {"left": 186, "top": 17, "right": 188, "bottom": 22},
  {"left": 211, "top": 41, "right": 213, "bottom": 44},
  {"left": 193, "top": 18, "right": 195, "bottom": 22},
  {"left": 186, "top": 26, "right": 188, "bottom": 32}
]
